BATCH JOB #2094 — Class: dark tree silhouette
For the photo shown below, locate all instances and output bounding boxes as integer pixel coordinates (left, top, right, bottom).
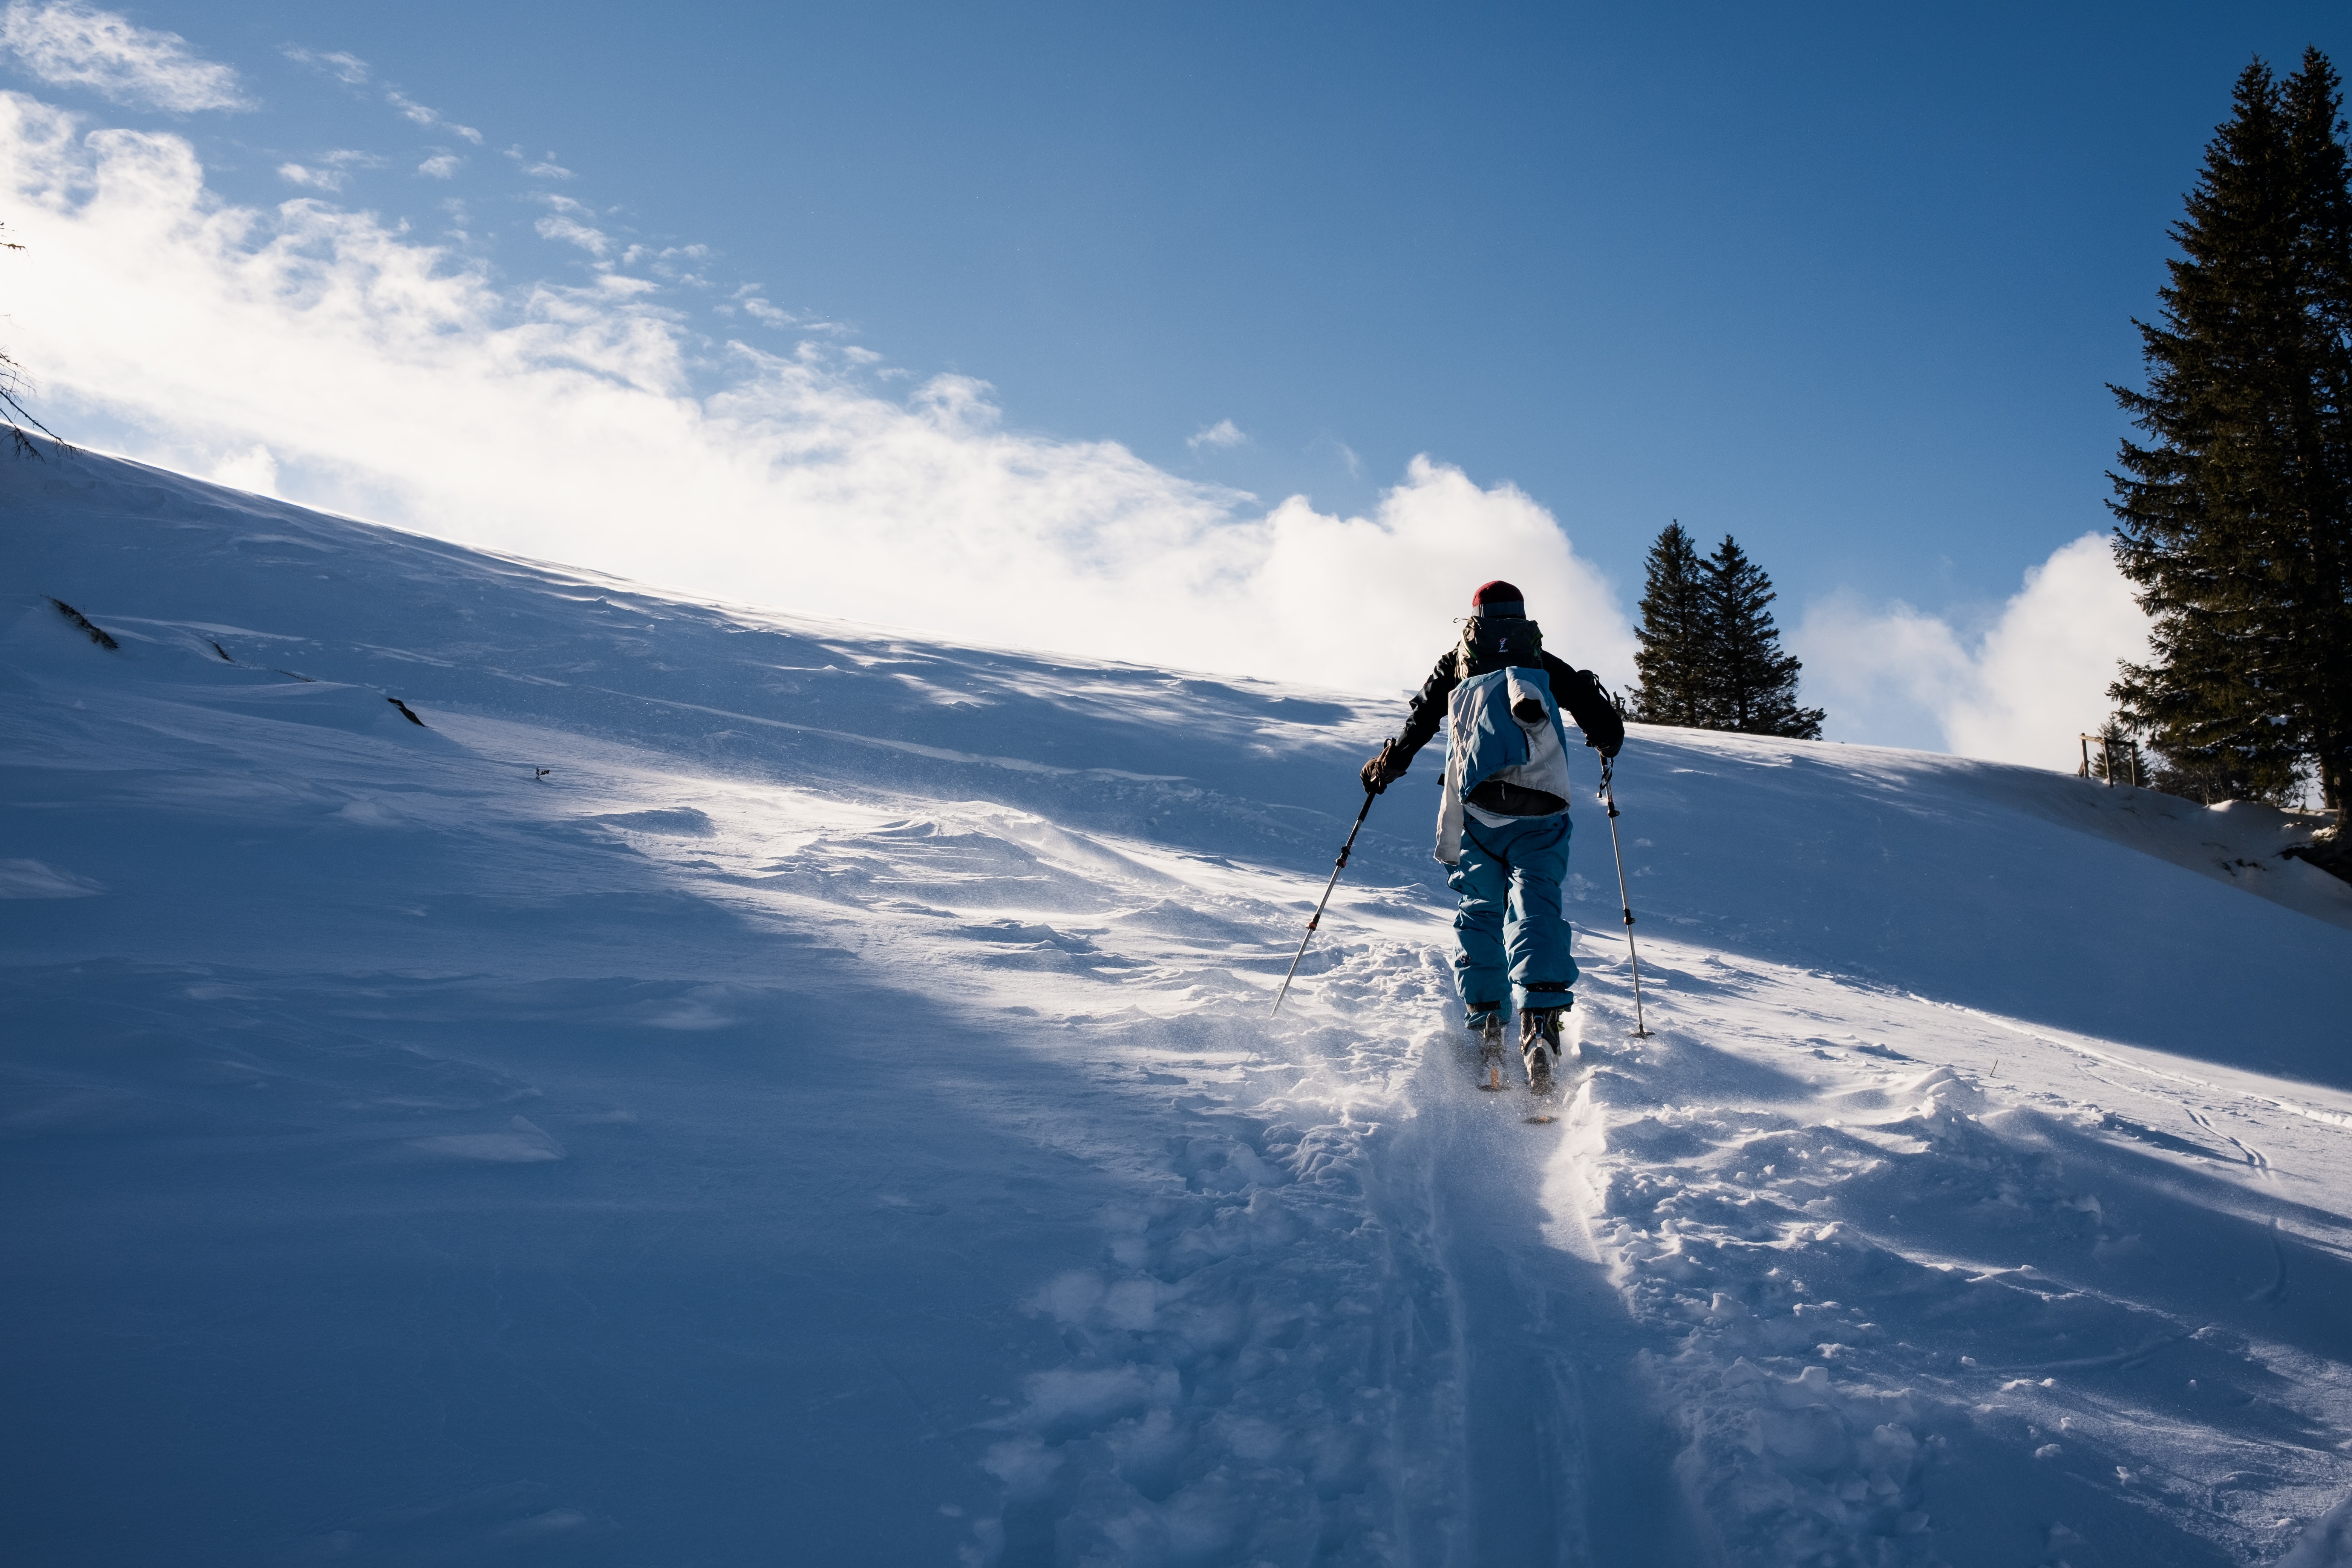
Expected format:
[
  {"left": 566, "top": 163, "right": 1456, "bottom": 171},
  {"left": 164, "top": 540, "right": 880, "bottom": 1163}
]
[
  {"left": 1630, "top": 521, "right": 1710, "bottom": 726},
  {"left": 2109, "top": 49, "right": 2352, "bottom": 808},
  {"left": 1701, "top": 535, "right": 1824, "bottom": 740},
  {"left": 1630, "top": 522, "right": 1824, "bottom": 739}
]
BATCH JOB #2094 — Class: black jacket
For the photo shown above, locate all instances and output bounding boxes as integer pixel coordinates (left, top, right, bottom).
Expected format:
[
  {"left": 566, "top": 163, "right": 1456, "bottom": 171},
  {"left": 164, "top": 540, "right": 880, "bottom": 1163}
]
[{"left": 1390, "top": 646, "right": 1624, "bottom": 772}]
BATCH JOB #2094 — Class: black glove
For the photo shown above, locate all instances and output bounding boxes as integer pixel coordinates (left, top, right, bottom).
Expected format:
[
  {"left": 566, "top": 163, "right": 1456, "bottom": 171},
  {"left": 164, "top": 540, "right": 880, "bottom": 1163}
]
[
  {"left": 1361, "top": 740, "right": 1409, "bottom": 794},
  {"left": 1596, "top": 735, "right": 1622, "bottom": 760}
]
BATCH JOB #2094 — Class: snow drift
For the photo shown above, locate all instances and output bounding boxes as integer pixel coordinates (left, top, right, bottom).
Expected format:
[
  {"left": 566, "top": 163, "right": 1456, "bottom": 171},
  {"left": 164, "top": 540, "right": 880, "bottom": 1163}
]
[{"left": 4, "top": 446, "right": 2349, "bottom": 1567}]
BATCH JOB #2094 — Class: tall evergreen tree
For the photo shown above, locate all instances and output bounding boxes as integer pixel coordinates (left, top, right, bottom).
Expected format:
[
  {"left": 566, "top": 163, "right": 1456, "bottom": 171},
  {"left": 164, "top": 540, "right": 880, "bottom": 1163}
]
[
  {"left": 1631, "top": 521, "right": 1709, "bottom": 726},
  {"left": 1701, "top": 535, "right": 1824, "bottom": 739},
  {"left": 2110, "top": 50, "right": 2352, "bottom": 809},
  {"left": 2285, "top": 50, "right": 2352, "bottom": 810}
]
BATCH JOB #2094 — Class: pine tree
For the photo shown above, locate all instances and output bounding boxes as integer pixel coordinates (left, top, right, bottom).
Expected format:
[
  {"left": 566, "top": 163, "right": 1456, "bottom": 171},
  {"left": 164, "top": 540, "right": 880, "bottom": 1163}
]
[
  {"left": 2285, "top": 50, "right": 2352, "bottom": 810},
  {"left": 1701, "top": 535, "right": 1824, "bottom": 740},
  {"left": 2110, "top": 51, "right": 2352, "bottom": 809},
  {"left": 1631, "top": 523, "right": 1826, "bottom": 738},
  {"left": 1631, "top": 521, "right": 1710, "bottom": 726}
]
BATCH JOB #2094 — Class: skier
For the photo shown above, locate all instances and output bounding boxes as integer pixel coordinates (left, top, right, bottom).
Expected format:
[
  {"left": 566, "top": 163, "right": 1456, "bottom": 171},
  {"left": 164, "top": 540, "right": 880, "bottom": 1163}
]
[{"left": 1360, "top": 580, "right": 1625, "bottom": 1092}]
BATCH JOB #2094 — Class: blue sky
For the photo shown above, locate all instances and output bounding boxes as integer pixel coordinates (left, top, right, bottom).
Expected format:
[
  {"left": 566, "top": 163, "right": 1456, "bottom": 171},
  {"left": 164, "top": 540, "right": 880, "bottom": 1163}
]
[
  {"left": 175, "top": 0, "right": 2344, "bottom": 603},
  {"left": 2, "top": 1, "right": 2347, "bottom": 762}
]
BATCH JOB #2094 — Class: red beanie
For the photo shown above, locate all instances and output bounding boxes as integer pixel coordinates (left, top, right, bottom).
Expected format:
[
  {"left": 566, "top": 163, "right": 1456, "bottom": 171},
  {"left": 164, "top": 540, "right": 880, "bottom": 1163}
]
[{"left": 1470, "top": 580, "right": 1525, "bottom": 618}]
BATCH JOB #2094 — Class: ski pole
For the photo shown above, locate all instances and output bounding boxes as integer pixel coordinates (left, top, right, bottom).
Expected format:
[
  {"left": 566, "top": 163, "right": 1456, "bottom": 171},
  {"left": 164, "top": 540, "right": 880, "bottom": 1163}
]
[
  {"left": 1270, "top": 786, "right": 1377, "bottom": 1017},
  {"left": 1598, "top": 753, "right": 1653, "bottom": 1038}
]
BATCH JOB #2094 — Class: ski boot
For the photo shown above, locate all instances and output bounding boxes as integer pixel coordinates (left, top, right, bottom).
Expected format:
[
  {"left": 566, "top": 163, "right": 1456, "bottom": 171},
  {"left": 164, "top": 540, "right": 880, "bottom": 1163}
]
[
  {"left": 1521, "top": 1006, "right": 1567, "bottom": 1095},
  {"left": 1468, "top": 1003, "right": 1507, "bottom": 1091}
]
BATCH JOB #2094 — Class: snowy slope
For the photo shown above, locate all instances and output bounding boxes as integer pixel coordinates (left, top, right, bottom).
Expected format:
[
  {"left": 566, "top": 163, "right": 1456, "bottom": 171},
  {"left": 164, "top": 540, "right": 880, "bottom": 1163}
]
[{"left": 4, "top": 447, "right": 2350, "bottom": 1568}]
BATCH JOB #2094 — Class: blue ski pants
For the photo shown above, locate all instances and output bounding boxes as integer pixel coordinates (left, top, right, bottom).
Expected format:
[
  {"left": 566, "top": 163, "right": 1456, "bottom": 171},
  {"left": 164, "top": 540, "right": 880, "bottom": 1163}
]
[{"left": 1447, "top": 813, "right": 1577, "bottom": 1017}]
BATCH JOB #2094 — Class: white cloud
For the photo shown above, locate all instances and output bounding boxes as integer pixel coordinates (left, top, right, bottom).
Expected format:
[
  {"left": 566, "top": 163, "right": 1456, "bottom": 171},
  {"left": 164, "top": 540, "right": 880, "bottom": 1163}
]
[
  {"left": 207, "top": 442, "right": 278, "bottom": 495},
  {"left": 635, "top": 243, "right": 707, "bottom": 284},
  {"left": 386, "top": 89, "right": 479, "bottom": 144},
  {"left": 282, "top": 46, "right": 368, "bottom": 86},
  {"left": 1188, "top": 418, "right": 1245, "bottom": 451},
  {"left": 0, "top": 91, "right": 1634, "bottom": 696},
  {"left": 506, "top": 145, "right": 572, "bottom": 179},
  {"left": 0, "top": 1, "right": 248, "bottom": 111},
  {"left": 1787, "top": 591, "right": 1965, "bottom": 753},
  {"left": 280, "top": 148, "right": 380, "bottom": 189},
  {"left": 276, "top": 161, "right": 343, "bottom": 191},
  {"left": 742, "top": 298, "right": 790, "bottom": 325},
  {"left": 534, "top": 214, "right": 609, "bottom": 256},
  {"left": 416, "top": 152, "right": 460, "bottom": 178},
  {"left": 1792, "top": 533, "right": 2151, "bottom": 771}
]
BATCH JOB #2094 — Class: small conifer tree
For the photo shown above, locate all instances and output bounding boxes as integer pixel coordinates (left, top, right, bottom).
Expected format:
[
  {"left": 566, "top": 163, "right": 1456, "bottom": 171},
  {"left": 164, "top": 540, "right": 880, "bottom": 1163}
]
[
  {"left": 1702, "top": 535, "right": 1824, "bottom": 740},
  {"left": 1631, "top": 521, "right": 1709, "bottom": 726},
  {"left": 2087, "top": 717, "right": 2147, "bottom": 786}
]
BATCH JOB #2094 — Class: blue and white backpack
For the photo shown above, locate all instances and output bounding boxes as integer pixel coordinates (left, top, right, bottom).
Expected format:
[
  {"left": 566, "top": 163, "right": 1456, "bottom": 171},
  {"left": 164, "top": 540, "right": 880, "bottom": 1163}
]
[{"left": 1435, "top": 665, "right": 1573, "bottom": 862}]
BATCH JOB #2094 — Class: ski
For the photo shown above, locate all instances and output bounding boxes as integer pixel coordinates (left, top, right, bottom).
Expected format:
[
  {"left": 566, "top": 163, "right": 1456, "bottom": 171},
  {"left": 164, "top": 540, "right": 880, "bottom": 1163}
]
[
  {"left": 1518, "top": 1005, "right": 1569, "bottom": 1118},
  {"left": 1474, "top": 1015, "right": 1508, "bottom": 1091},
  {"left": 1524, "top": 1045, "right": 1557, "bottom": 1120},
  {"left": 1462, "top": 1011, "right": 1585, "bottom": 1117}
]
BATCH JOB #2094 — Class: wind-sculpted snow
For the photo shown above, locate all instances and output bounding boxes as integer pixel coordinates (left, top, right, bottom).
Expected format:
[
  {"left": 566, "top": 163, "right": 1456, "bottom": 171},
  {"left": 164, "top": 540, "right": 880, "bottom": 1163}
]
[{"left": 4, "top": 447, "right": 2350, "bottom": 1566}]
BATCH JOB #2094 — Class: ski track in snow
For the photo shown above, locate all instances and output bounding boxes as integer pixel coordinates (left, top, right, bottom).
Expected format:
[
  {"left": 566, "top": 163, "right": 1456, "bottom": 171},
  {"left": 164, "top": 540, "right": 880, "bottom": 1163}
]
[{"left": 5, "top": 452, "right": 2351, "bottom": 1567}]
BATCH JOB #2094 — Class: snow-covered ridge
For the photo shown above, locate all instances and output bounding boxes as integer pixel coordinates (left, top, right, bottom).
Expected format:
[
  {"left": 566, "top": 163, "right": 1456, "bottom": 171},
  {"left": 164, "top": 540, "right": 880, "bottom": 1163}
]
[{"left": 5, "top": 448, "right": 2349, "bottom": 1566}]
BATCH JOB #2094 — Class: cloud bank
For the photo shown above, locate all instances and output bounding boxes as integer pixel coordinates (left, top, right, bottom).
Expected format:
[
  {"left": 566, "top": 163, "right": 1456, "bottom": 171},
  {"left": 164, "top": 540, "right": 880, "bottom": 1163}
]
[
  {"left": 0, "top": 90, "right": 1632, "bottom": 697},
  {"left": 0, "top": 20, "right": 2149, "bottom": 761},
  {"left": 1791, "top": 533, "right": 2150, "bottom": 772},
  {"left": 0, "top": 0, "right": 247, "bottom": 112}
]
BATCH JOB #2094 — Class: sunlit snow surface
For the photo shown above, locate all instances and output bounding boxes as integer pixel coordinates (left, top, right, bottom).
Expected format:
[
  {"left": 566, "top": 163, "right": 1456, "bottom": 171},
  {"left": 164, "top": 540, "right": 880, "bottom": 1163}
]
[{"left": 5, "top": 449, "right": 2351, "bottom": 1568}]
